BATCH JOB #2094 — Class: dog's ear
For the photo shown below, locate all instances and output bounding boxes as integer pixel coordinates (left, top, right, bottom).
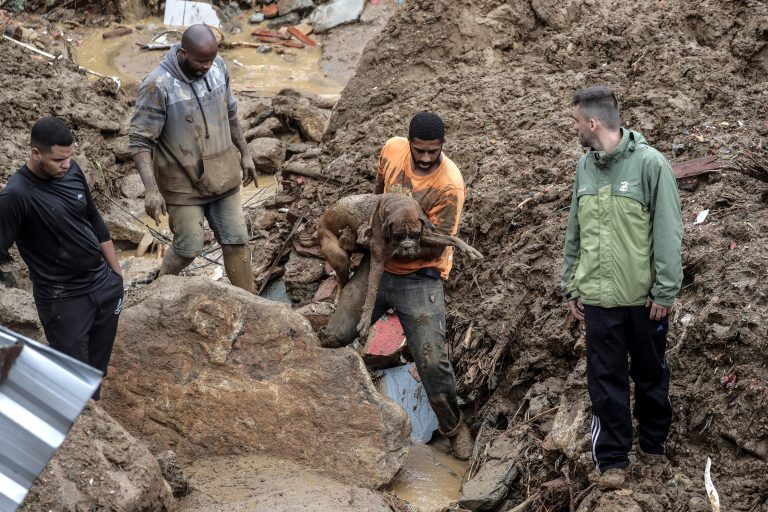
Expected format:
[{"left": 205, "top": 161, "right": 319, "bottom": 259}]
[
  {"left": 382, "top": 218, "right": 393, "bottom": 241},
  {"left": 419, "top": 213, "right": 435, "bottom": 235}
]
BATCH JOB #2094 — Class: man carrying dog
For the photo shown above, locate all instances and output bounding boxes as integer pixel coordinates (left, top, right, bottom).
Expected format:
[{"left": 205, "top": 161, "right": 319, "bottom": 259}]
[
  {"left": 129, "top": 24, "right": 256, "bottom": 291},
  {"left": 0, "top": 117, "right": 124, "bottom": 400},
  {"left": 562, "top": 86, "right": 683, "bottom": 488},
  {"left": 373, "top": 112, "right": 472, "bottom": 458}
]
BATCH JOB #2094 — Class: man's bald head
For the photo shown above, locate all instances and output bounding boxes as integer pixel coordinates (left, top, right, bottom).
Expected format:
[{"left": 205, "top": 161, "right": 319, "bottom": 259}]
[
  {"left": 181, "top": 24, "right": 218, "bottom": 53},
  {"left": 178, "top": 24, "right": 218, "bottom": 79}
]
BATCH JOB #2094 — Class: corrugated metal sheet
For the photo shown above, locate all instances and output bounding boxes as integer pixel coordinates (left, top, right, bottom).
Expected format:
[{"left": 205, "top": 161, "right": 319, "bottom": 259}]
[{"left": 0, "top": 325, "right": 101, "bottom": 512}]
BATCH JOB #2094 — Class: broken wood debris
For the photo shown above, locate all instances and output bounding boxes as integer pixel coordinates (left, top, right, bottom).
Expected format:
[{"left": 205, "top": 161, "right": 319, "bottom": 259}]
[{"left": 672, "top": 155, "right": 723, "bottom": 191}]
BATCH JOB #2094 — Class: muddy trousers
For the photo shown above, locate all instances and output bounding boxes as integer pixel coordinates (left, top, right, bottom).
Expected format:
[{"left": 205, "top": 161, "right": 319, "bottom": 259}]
[
  {"left": 35, "top": 271, "right": 124, "bottom": 400},
  {"left": 369, "top": 271, "right": 462, "bottom": 432},
  {"left": 584, "top": 305, "right": 672, "bottom": 472}
]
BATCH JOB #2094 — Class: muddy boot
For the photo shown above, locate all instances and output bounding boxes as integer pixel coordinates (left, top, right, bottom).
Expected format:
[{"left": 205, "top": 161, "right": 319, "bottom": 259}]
[
  {"left": 222, "top": 244, "right": 254, "bottom": 293},
  {"left": 638, "top": 449, "right": 669, "bottom": 478},
  {"left": 160, "top": 247, "right": 195, "bottom": 276},
  {"left": 596, "top": 468, "right": 626, "bottom": 490},
  {"left": 441, "top": 420, "right": 474, "bottom": 460}
]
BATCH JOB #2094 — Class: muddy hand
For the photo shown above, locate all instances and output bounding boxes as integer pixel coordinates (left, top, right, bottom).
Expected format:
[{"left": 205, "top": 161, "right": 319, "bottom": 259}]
[
  {"left": 241, "top": 154, "right": 257, "bottom": 187},
  {"left": 144, "top": 191, "right": 166, "bottom": 226}
]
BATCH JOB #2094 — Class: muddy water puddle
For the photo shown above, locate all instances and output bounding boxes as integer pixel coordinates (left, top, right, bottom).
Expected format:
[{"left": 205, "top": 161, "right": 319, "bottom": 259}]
[
  {"left": 76, "top": 17, "right": 343, "bottom": 95},
  {"left": 389, "top": 443, "right": 468, "bottom": 511}
]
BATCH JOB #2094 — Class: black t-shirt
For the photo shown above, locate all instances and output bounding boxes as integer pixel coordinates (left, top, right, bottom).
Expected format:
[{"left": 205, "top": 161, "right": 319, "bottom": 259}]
[{"left": 0, "top": 161, "right": 112, "bottom": 301}]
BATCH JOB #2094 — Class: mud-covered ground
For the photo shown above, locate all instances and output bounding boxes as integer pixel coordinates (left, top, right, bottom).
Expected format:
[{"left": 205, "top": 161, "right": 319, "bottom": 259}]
[
  {"left": 294, "top": 0, "right": 768, "bottom": 509},
  {"left": 3, "top": 0, "right": 768, "bottom": 510}
]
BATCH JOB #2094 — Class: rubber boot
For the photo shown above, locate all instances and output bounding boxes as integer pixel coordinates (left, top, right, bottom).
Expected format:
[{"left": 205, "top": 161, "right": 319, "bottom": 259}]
[
  {"left": 441, "top": 420, "right": 473, "bottom": 461},
  {"left": 159, "top": 247, "right": 195, "bottom": 276},
  {"left": 597, "top": 468, "right": 626, "bottom": 490},
  {"left": 221, "top": 244, "right": 254, "bottom": 293}
]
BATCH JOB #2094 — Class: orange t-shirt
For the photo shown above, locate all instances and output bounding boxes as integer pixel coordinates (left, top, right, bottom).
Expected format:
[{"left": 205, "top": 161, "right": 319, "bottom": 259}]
[{"left": 377, "top": 137, "right": 466, "bottom": 279}]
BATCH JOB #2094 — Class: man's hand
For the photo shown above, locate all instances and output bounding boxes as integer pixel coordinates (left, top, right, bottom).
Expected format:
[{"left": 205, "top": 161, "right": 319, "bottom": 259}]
[
  {"left": 241, "top": 153, "right": 257, "bottom": 187},
  {"left": 567, "top": 297, "right": 584, "bottom": 321},
  {"left": 144, "top": 191, "right": 166, "bottom": 226},
  {"left": 646, "top": 298, "right": 671, "bottom": 321}
]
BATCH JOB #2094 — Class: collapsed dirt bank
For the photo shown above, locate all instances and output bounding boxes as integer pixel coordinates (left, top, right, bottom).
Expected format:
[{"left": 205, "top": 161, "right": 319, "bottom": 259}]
[{"left": 296, "top": 0, "right": 768, "bottom": 509}]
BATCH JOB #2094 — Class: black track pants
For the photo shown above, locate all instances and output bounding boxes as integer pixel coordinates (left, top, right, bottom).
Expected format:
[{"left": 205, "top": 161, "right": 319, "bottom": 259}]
[
  {"left": 35, "top": 271, "right": 124, "bottom": 400},
  {"left": 584, "top": 305, "right": 672, "bottom": 472}
]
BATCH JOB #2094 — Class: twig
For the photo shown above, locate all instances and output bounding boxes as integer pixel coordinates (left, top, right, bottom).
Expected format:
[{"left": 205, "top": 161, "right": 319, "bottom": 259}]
[
  {"left": 507, "top": 492, "right": 541, "bottom": 512},
  {"left": 2, "top": 34, "right": 56, "bottom": 59},
  {"left": 509, "top": 406, "right": 559, "bottom": 431}
]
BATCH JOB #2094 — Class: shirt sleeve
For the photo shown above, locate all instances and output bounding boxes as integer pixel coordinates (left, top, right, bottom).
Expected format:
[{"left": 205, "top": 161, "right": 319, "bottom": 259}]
[
  {"left": 129, "top": 79, "right": 167, "bottom": 153},
  {"left": 77, "top": 168, "right": 111, "bottom": 243},
  {"left": 428, "top": 185, "right": 465, "bottom": 236},
  {"left": 561, "top": 172, "right": 581, "bottom": 299},
  {"left": 648, "top": 155, "right": 683, "bottom": 307},
  {"left": 223, "top": 61, "right": 238, "bottom": 122},
  {"left": 0, "top": 188, "right": 24, "bottom": 263}
]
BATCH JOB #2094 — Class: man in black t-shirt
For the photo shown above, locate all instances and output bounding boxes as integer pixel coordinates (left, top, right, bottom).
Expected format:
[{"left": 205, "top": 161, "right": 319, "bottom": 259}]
[{"left": 0, "top": 117, "right": 124, "bottom": 399}]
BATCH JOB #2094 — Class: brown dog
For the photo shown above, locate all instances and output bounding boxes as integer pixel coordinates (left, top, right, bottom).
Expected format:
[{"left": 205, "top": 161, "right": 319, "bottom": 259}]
[{"left": 317, "top": 193, "right": 483, "bottom": 338}]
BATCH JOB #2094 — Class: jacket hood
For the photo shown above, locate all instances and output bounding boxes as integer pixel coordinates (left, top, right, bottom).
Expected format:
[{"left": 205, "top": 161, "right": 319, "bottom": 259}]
[
  {"left": 160, "top": 44, "right": 196, "bottom": 84},
  {"left": 592, "top": 128, "right": 647, "bottom": 169}
]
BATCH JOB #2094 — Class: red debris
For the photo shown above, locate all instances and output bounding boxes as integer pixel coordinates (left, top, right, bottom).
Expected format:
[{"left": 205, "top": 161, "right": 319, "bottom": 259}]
[
  {"left": 312, "top": 277, "right": 338, "bottom": 302},
  {"left": 287, "top": 26, "right": 317, "bottom": 47},
  {"left": 262, "top": 3, "right": 279, "bottom": 18}
]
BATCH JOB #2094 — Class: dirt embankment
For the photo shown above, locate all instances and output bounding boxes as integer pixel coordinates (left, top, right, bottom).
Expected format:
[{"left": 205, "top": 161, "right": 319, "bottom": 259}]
[{"left": 294, "top": 0, "right": 768, "bottom": 509}]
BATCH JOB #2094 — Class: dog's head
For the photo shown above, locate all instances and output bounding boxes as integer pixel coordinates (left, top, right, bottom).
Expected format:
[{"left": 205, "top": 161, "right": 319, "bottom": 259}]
[{"left": 383, "top": 206, "right": 434, "bottom": 259}]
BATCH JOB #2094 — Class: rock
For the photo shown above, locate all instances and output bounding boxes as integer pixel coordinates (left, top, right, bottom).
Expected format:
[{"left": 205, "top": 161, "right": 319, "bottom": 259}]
[
  {"left": 313, "top": 94, "right": 340, "bottom": 109},
  {"left": 0, "top": 285, "right": 44, "bottom": 341},
  {"left": 287, "top": 142, "right": 318, "bottom": 155},
  {"left": 157, "top": 450, "right": 190, "bottom": 497},
  {"left": 311, "top": 0, "right": 365, "bottom": 33},
  {"left": 22, "top": 403, "right": 175, "bottom": 511},
  {"left": 278, "top": 0, "right": 313, "bottom": 16},
  {"left": 248, "top": 137, "right": 286, "bottom": 174},
  {"left": 101, "top": 276, "right": 410, "bottom": 488},
  {"left": 541, "top": 391, "right": 590, "bottom": 460},
  {"left": 284, "top": 251, "right": 325, "bottom": 302},
  {"left": 267, "top": 11, "right": 301, "bottom": 28},
  {"left": 263, "top": 194, "right": 295, "bottom": 209},
  {"left": 120, "top": 173, "right": 146, "bottom": 200},
  {"left": 244, "top": 116, "right": 283, "bottom": 141},
  {"left": 459, "top": 432, "right": 524, "bottom": 511},
  {"left": 249, "top": 12, "right": 265, "bottom": 23},
  {"left": 296, "top": 301, "right": 336, "bottom": 331},
  {"left": 273, "top": 95, "right": 329, "bottom": 142},
  {"left": 177, "top": 453, "right": 393, "bottom": 511},
  {"left": 103, "top": 206, "right": 147, "bottom": 244}
]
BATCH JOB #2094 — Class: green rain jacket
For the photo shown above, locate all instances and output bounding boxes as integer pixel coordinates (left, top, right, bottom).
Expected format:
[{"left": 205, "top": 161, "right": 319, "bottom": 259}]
[{"left": 561, "top": 129, "right": 683, "bottom": 308}]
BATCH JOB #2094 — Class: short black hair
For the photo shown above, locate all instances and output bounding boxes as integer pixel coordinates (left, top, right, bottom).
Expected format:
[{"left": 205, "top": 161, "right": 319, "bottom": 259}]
[
  {"left": 572, "top": 86, "right": 620, "bottom": 130},
  {"left": 30, "top": 117, "right": 74, "bottom": 153},
  {"left": 408, "top": 112, "right": 445, "bottom": 142}
]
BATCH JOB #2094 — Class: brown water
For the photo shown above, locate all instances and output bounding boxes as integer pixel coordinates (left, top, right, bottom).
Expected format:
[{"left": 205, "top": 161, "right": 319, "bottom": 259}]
[
  {"left": 389, "top": 443, "right": 469, "bottom": 511},
  {"left": 75, "top": 17, "right": 343, "bottom": 95}
]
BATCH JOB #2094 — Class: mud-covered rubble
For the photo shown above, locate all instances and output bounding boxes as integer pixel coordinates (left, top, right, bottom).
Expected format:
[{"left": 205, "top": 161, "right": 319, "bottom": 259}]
[
  {"left": 20, "top": 402, "right": 175, "bottom": 512},
  {"left": 272, "top": 0, "right": 768, "bottom": 509}
]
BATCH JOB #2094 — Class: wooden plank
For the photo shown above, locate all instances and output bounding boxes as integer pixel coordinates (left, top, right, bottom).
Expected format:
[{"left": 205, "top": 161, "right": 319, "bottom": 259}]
[
  {"left": 287, "top": 26, "right": 317, "bottom": 47},
  {"left": 672, "top": 155, "right": 722, "bottom": 179}
]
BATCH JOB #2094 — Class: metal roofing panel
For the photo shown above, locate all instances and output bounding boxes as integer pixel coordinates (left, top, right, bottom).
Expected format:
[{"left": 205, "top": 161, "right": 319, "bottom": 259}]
[{"left": 0, "top": 325, "right": 101, "bottom": 512}]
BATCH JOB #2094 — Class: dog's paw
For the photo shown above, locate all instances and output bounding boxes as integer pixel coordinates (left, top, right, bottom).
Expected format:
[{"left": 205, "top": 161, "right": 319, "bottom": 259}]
[{"left": 356, "top": 318, "right": 371, "bottom": 339}]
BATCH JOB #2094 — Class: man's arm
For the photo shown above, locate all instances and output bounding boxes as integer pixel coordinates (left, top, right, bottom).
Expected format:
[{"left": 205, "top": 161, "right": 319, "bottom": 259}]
[
  {"left": 648, "top": 156, "right": 683, "bottom": 317},
  {"left": 80, "top": 170, "right": 122, "bottom": 277},
  {"left": 100, "top": 241, "right": 122, "bottom": 276},
  {"left": 229, "top": 116, "right": 256, "bottom": 186},
  {"left": 0, "top": 189, "right": 23, "bottom": 264},
  {"left": 562, "top": 168, "right": 583, "bottom": 321},
  {"left": 129, "top": 80, "right": 168, "bottom": 225}
]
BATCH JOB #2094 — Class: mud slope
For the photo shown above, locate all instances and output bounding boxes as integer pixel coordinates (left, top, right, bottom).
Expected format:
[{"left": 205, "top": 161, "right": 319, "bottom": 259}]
[{"left": 312, "top": 0, "right": 768, "bottom": 509}]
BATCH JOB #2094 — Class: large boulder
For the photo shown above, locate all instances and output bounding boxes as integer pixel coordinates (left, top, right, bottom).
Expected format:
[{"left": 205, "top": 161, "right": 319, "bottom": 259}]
[
  {"left": 21, "top": 402, "right": 175, "bottom": 512},
  {"left": 101, "top": 276, "right": 410, "bottom": 488},
  {"left": 272, "top": 95, "right": 330, "bottom": 142},
  {"left": 103, "top": 206, "right": 147, "bottom": 244}
]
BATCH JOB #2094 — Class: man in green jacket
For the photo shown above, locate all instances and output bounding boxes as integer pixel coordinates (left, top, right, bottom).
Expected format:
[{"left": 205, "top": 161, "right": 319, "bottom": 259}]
[{"left": 561, "top": 86, "right": 683, "bottom": 488}]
